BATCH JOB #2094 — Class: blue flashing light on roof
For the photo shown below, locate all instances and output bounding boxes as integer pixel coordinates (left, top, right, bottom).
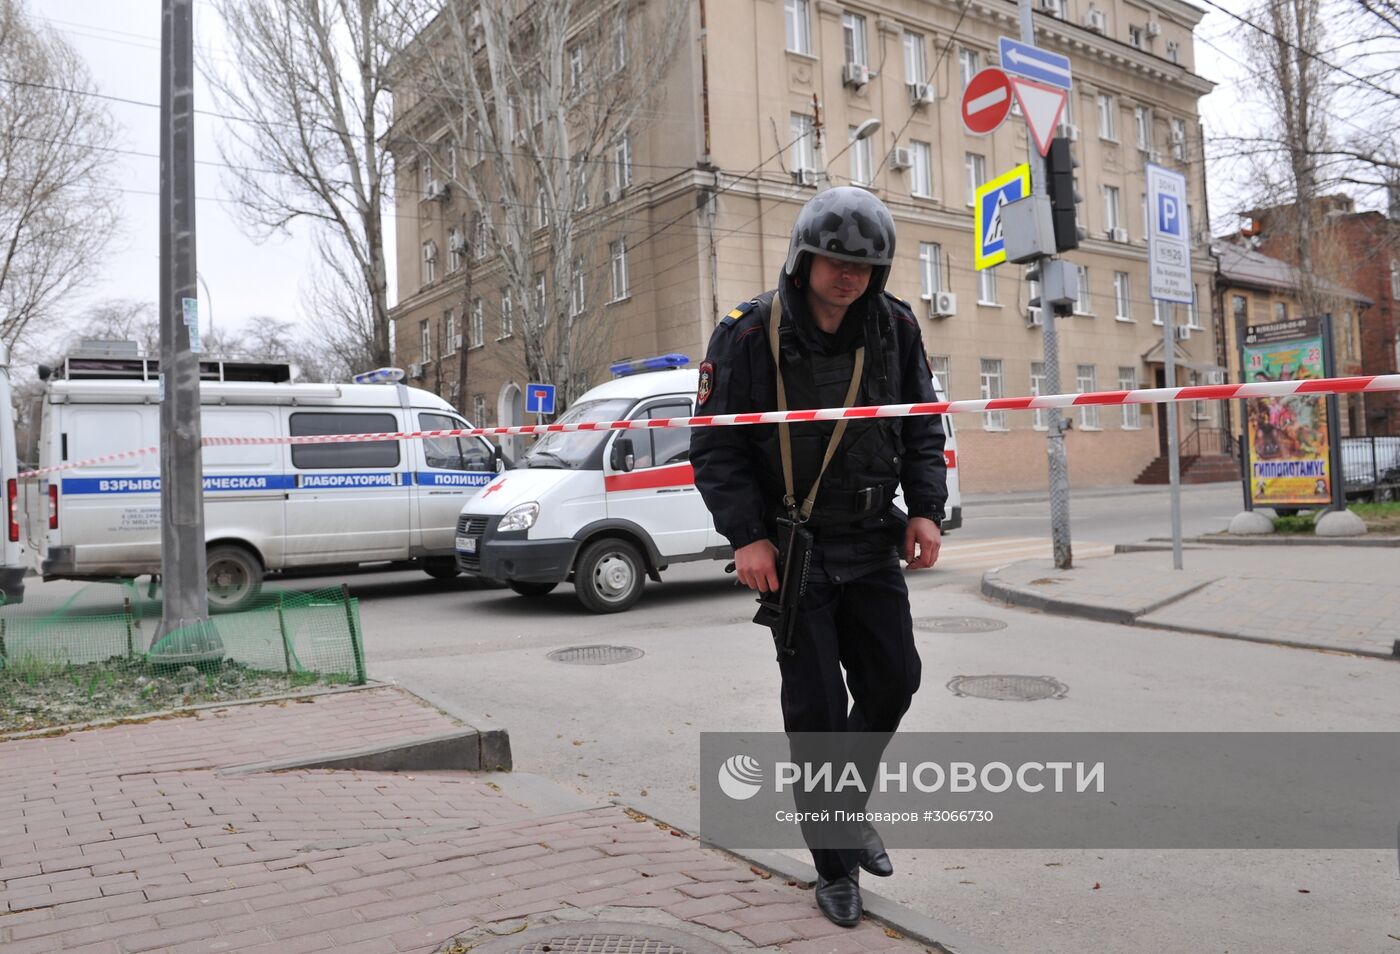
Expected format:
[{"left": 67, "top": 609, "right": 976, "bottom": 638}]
[
  {"left": 352, "top": 367, "right": 406, "bottom": 384},
  {"left": 609, "top": 353, "right": 690, "bottom": 378}
]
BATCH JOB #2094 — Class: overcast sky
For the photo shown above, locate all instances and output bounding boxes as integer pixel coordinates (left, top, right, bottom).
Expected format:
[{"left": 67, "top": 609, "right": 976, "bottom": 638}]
[{"left": 28, "top": 0, "right": 1383, "bottom": 351}]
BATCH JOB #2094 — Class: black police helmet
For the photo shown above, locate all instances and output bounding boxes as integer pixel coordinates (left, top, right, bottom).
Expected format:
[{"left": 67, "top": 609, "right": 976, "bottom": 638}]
[{"left": 783, "top": 186, "right": 897, "bottom": 294}]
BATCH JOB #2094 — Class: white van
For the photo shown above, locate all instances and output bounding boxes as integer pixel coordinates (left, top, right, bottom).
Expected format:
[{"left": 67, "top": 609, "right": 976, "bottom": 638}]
[
  {"left": 455, "top": 354, "right": 962, "bottom": 612},
  {"left": 0, "top": 343, "right": 27, "bottom": 604},
  {"left": 21, "top": 351, "right": 500, "bottom": 611}
]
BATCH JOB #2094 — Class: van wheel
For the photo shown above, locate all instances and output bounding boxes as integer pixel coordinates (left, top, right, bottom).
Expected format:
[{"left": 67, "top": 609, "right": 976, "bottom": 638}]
[
  {"left": 508, "top": 580, "right": 557, "bottom": 597},
  {"left": 574, "top": 538, "right": 644, "bottom": 613},
  {"left": 422, "top": 557, "right": 460, "bottom": 580},
  {"left": 206, "top": 545, "right": 263, "bottom": 613}
]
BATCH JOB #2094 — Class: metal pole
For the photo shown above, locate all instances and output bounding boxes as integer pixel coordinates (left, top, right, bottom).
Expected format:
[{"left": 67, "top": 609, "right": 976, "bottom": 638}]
[
  {"left": 1164, "top": 306, "right": 1183, "bottom": 569},
  {"left": 153, "top": 0, "right": 221, "bottom": 660},
  {"left": 196, "top": 272, "right": 214, "bottom": 345},
  {"left": 1019, "top": 0, "right": 1072, "bottom": 570}
]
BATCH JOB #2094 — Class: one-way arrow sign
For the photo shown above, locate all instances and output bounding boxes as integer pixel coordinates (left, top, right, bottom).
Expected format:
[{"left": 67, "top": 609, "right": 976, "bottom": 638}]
[{"left": 998, "top": 37, "right": 1072, "bottom": 91}]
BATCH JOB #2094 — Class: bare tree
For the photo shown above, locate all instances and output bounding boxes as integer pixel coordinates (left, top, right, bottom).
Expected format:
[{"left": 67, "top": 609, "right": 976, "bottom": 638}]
[
  {"left": 206, "top": 0, "right": 406, "bottom": 368},
  {"left": 391, "top": 0, "right": 686, "bottom": 406},
  {"left": 0, "top": 0, "right": 120, "bottom": 349}
]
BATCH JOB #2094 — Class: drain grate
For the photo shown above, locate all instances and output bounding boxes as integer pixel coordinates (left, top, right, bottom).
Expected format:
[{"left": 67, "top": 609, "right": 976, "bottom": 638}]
[
  {"left": 546, "top": 645, "right": 644, "bottom": 665},
  {"left": 915, "top": 616, "right": 1008, "bottom": 634},
  {"left": 946, "top": 674, "right": 1068, "bottom": 701},
  {"left": 461, "top": 922, "right": 732, "bottom": 954}
]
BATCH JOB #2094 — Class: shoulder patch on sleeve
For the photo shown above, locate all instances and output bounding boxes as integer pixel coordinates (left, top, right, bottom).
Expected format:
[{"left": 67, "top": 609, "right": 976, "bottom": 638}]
[
  {"left": 883, "top": 290, "right": 913, "bottom": 312},
  {"left": 720, "top": 299, "right": 758, "bottom": 328}
]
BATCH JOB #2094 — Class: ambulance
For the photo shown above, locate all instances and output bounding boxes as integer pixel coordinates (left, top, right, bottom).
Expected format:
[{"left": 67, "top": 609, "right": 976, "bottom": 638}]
[
  {"left": 20, "top": 347, "right": 501, "bottom": 611},
  {"left": 454, "top": 354, "right": 962, "bottom": 613}
]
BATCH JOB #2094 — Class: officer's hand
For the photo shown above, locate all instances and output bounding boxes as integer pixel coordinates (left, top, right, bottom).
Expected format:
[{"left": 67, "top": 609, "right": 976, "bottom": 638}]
[
  {"left": 904, "top": 517, "right": 941, "bottom": 570},
  {"left": 735, "top": 539, "right": 780, "bottom": 592}
]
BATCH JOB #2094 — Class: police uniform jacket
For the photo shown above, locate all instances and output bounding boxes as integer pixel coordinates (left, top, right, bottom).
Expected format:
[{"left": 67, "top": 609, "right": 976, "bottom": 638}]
[{"left": 690, "top": 282, "right": 948, "bottom": 576}]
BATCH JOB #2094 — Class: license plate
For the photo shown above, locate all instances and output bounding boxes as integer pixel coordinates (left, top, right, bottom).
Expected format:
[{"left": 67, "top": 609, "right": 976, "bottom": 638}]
[{"left": 455, "top": 536, "right": 478, "bottom": 554}]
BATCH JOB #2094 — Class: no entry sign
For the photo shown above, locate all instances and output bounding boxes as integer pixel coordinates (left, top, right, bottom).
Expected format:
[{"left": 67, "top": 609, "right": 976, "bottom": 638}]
[{"left": 961, "top": 68, "right": 1013, "bottom": 136}]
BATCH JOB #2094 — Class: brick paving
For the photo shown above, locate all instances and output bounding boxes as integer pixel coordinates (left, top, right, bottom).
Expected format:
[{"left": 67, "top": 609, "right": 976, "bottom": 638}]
[{"left": 0, "top": 687, "right": 929, "bottom": 953}]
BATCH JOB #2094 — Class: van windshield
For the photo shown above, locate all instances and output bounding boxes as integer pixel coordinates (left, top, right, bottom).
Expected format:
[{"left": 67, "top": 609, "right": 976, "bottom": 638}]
[{"left": 520, "top": 398, "right": 633, "bottom": 469}]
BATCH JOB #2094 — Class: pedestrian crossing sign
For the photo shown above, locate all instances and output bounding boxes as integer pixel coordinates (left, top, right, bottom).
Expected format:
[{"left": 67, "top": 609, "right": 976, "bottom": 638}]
[{"left": 974, "top": 163, "right": 1031, "bottom": 270}]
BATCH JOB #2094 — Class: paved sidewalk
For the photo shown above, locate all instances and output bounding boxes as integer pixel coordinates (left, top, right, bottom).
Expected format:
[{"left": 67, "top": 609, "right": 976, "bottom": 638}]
[
  {"left": 982, "top": 544, "right": 1400, "bottom": 658},
  {"left": 0, "top": 686, "right": 981, "bottom": 954}
]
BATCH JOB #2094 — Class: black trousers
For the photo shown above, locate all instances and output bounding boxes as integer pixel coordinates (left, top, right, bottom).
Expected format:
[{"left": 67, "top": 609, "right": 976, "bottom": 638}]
[{"left": 776, "top": 557, "right": 922, "bottom": 880}]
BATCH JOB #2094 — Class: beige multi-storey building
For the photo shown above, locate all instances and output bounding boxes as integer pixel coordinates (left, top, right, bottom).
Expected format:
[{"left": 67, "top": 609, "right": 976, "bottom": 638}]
[{"left": 389, "top": 0, "right": 1221, "bottom": 491}]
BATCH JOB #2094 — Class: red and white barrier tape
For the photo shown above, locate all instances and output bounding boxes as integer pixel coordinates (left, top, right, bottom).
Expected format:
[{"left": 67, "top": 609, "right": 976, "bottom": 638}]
[{"left": 18, "top": 373, "right": 1400, "bottom": 479}]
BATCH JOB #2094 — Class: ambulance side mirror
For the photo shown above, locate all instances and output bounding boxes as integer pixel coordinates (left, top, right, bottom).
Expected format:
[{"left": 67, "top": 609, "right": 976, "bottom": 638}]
[{"left": 610, "top": 436, "right": 635, "bottom": 473}]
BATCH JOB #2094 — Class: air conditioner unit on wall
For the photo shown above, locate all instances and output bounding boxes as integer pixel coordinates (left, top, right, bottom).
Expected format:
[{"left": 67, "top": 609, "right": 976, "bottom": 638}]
[
  {"left": 930, "top": 291, "right": 957, "bottom": 318},
  {"left": 408, "top": 362, "right": 425, "bottom": 379},
  {"left": 909, "top": 82, "right": 936, "bottom": 106},
  {"left": 452, "top": 335, "right": 463, "bottom": 351},
  {"left": 1027, "top": 308, "right": 1044, "bottom": 327},
  {"left": 1085, "top": 9, "right": 1107, "bottom": 32},
  {"left": 792, "top": 168, "right": 817, "bottom": 187},
  {"left": 1060, "top": 123, "right": 1080, "bottom": 141},
  {"left": 1111, "top": 227, "right": 1129, "bottom": 243},
  {"left": 425, "top": 180, "right": 448, "bottom": 201},
  {"left": 842, "top": 63, "right": 871, "bottom": 88},
  {"left": 448, "top": 232, "right": 467, "bottom": 253},
  {"left": 1146, "top": 21, "right": 1162, "bottom": 37},
  {"left": 889, "top": 147, "right": 913, "bottom": 170},
  {"left": 601, "top": 188, "right": 618, "bottom": 205},
  {"left": 1197, "top": 229, "right": 1213, "bottom": 246},
  {"left": 1175, "top": 325, "right": 1192, "bottom": 340}
]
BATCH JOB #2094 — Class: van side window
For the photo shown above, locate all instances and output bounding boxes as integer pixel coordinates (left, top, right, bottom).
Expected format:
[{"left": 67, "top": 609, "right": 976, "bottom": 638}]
[
  {"left": 418, "top": 413, "right": 491, "bottom": 471},
  {"left": 289, "top": 412, "right": 400, "bottom": 469},
  {"left": 633, "top": 401, "right": 691, "bottom": 469}
]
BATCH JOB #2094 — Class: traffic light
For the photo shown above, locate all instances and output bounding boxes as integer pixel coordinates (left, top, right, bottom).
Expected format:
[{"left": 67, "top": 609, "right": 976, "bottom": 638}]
[{"left": 1044, "top": 137, "right": 1081, "bottom": 253}]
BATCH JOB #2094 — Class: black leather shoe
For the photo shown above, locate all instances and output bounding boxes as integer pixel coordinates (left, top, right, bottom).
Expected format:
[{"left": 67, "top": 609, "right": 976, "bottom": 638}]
[
  {"left": 815, "top": 870, "right": 862, "bottom": 927},
  {"left": 858, "top": 821, "right": 893, "bottom": 877}
]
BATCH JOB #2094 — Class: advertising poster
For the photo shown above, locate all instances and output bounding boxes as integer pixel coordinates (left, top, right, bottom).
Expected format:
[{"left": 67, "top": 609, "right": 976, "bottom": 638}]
[{"left": 1242, "top": 317, "right": 1333, "bottom": 507}]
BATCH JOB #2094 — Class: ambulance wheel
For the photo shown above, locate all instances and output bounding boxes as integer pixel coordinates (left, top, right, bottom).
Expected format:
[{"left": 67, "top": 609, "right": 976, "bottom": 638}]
[
  {"left": 422, "top": 557, "right": 461, "bottom": 580},
  {"left": 206, "top": 544, "right": 263, "bottom": 613},
  {"left": 508, "top": 580, "right": 557, "bottom": 597},
  {"left": 575, "top": 538, "right": 644, "bottom": 613}
]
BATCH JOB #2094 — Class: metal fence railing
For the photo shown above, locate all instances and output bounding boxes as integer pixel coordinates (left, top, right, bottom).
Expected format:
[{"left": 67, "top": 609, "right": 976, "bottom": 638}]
[{"left": 1341, "top": 436, "right": 1400, "bottom": 499}]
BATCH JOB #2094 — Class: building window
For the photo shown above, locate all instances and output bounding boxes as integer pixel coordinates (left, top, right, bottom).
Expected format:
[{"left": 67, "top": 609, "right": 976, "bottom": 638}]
[
  {"left": 612, "top": 133, "right": 632, "bottom": 191},
  {"left": 1076, "top": 364, "right": 1100, "bottom": 428},
  {"left": 500, "top": 288, "right": 513, "bottom": 339},
  {"left": 1042, "top": 0, "right": 1064, "bottom": 17},
  {"left": 1104, "top": 185, "right": 1122, "bottom": 232},
  {"left": 536, "top": 187, "right": 550, "bottom": 230},
  {"left": 842, "top": 12, "right": 867, "bottom": 66},
  {"left": 784, "top": 0, "right": 811, "bottom": 54},
  {"left": 421, "top": 241, "right": 437, "bottom": 286},
  {"left": 959, "top": 48, "right": 980, "bottom": 89},
  {"left": 1152, "top": 301, "right": 1171, "bottom": 326},
  {"left": 1273, "top": 301, "right": 1288, "bottom": 322},
  {"left": 1119, "top": 367, "right": 1141, "bottom": 428},
  {"left": 1075, "top": 265, "right": 1091, "bottom": 314},
  {"left": 1030, "top": 360, "right": 1047, "bottom": 429},
  {"left": 473, "top": 394, "right": 488, "bottom": 426},
  {"left": 1129, "top": 24, "right": 1144, "bottom": 49},
  {"left": 534, "top": 272, "right": 547, "bottom": 322},
  {"left": 1114, "top": 271, "right": 1131, "bottom": 320},
  {"left": 1134, "top": 105, "right": 1150, "bottom": 151},
  {"left": 929, "top": 354, "right": 951, "bottom": 397},
  {"left": 568, "top": 43, "right": 584, "bottom": 87},
  {"left": 849, "top": 127, "right": 873, "bottom": 186},
  {"left": 980, "top": 359, "right": 1007, "bottom": 430},
  {"left": 1391, "top": 259, "right": 1400, "bottom": 299},
  {"left": 570, "top": 257, "right": 586, "bottom": 316},
  {"left": 609, "top": 240, "right": 629, "bottom": 301},
  {"left": 1187, "top": 286, "right": 1202, "bottom": 328},
  {"left": 443, "top": 310, "right": 457, "bottom": 355},
  {"left": 612, "top": 18, "right": 627, "bottom": 70},
  {"left": 419, "top": 156, "right": 433, "bottom": 200},
  {"left": 1170, "top": 118, "right": 1187, "bottom": 160},
  {"left": 472, "top": 212, "right": 486, "bottom": 256},
  {"left": 1097, "top": 93, "right": 1117, "bottom": 140},
  {"left": 919, "top": 242, "right": 943, "bottom": 299},
  {"left": 448, "top": 227, "right": 463, "bottom": 272},
  {"left": 1232, "top": 294, "right": 1248, "bottom": 325},
  {"left": 420, "top": 319, "right": 431, "bottom": 361},
  {"left": 910, "top": 140, "right": 933, "bottom": 197},
  {"left": 1027, "top": 275, "right": 1043, "bottom": 325},
  {"left": 979, "top": 265, "right": 999, "bottom": 305},
  {"left": 471, "top": 298, "right": 484, "bottom": 348},
  {"left": 904, "top": 31, "right": 926, "bottom": 85},
  {"left": 1188, "top": 371, "right": 1211, "bottom": 421},
  {"left": 790, "top": 112, "right": 815, "bottom": 172},
  {"left": 1344, "top": 312, "right": 1358, "bottom": 359},
  {"left": 965, "top": 152, "right": 986, "bottom": 206},
  {"left": 1166, "top": 39, "right": 1181, "bottom": 64}
]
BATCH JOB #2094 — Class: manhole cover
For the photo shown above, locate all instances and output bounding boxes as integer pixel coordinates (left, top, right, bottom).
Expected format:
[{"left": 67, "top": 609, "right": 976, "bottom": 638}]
[
  {"left": 461, "top": 922, "right": 732, "bottom": 954},
  {"left": 546, "top": 645, "right": 644, "bottom": 665},
  {"left": 946, "top": 674, "right": 1068, "bottom": 701},
  {"left": 915, "top": 616, "right": 1008, "bottom": 633}
]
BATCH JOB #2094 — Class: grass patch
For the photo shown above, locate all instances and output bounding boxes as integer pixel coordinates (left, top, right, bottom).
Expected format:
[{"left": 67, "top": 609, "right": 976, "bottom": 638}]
[
  {"left": 1272, "top": 514, "right": 1317, "bottom": 534},
  {"left": 1270, "top": 501, "right": 1400, "bottom": 534}
]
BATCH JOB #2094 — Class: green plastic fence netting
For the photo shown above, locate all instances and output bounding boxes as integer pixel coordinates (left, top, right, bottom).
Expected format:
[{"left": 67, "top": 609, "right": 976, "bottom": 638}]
[{"left": 0, "top": 582, "right": 365, "bottom": 732}]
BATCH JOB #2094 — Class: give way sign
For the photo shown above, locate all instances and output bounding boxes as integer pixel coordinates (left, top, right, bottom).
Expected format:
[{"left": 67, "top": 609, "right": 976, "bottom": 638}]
[{"left": 961, "top": 68, "right": 1013, "bottom": 136}]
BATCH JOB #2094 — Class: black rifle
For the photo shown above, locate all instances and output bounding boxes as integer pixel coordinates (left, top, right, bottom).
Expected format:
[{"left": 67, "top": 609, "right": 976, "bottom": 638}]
[{"left": 752, "top": 517, "right": 813, "bottom": 658}]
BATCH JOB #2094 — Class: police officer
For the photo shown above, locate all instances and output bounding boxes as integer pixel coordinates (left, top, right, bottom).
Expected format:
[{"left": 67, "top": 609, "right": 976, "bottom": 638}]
[{"left": 690, "top": 187, "right": 947, "bottom": 926}]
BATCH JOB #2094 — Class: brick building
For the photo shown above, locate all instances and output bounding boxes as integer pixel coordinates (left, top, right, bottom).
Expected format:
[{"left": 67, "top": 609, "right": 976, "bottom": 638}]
[{"left": 389, "top": 0, "right": 1223, "bottom": 492}]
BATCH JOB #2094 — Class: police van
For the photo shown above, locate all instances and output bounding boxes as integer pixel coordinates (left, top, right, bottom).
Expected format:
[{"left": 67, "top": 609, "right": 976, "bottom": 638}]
[
  {"left": 1, "top": 343, "right": 27, "bottom": 604},
  {"left": 20, "top": 348, "right": 500, "bottom": 611},
  {"left": 454, "top": 354, "right": 961, "bottom": 613}
]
